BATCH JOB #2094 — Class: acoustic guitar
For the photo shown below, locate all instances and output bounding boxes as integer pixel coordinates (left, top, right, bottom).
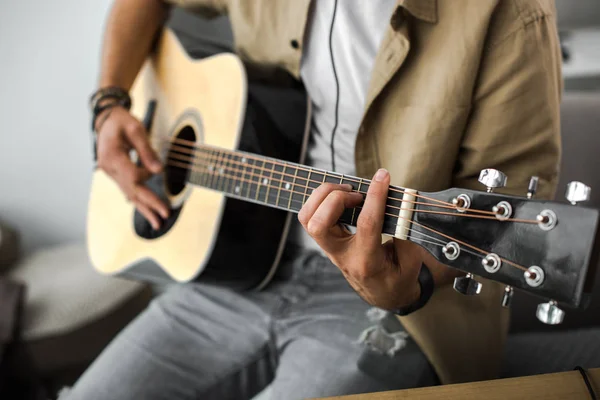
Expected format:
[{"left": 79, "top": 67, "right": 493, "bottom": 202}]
[{"left": 87, "top": 28, "right": 600, "bottom": 325}]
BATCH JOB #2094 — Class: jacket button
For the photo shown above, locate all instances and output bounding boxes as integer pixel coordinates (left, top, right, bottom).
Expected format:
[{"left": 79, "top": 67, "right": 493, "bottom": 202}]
[{"left": 290, "top": 39, "right": 300, "bottom": 49}]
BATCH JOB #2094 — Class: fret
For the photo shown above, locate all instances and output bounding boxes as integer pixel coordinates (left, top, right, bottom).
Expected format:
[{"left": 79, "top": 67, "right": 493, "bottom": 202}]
[
  {"left": 257, "top": 160, "right": 271, "bottom": 203},
  {"left": 228, "top": 152, "right": 240, "bottom": 196},
  {"left": 216, "top": 151, "right": 225, "bottom": 192},
  {"left": 302, "top": 168, "right": 313, "bottom": 206},
  {"left": 287, "top": 165, "right": 299, "bottom": 211},
  {"left": 324, "top": 171, "right": 343, "bottom": 184},
  {"left": 351, "top": 177, "right": 364, "bottom": 226},
  {"left": 229, "top": 152, "right": 237, "bottom": 194},
  {"left": 269, "top": 162, "right": 278, "bottom": 205},
  {"left": 197, "top": 149, "right": 206, "bottom": 187},
  {"left": 207, "top": 149, "right": 217, "bottom": 189},
  {"left": 222, "top": 152, "right": 231, "bottom": 194},
  {"left": 198, "top": 149, "right": 208, "bottom": 187},
  {"left": 294, "top": 167, "right": 309, "bottom": 211},
  {"left": 252, "top": 158, "right": 262, "bottom": 202},
  {"left": 341, "top": 175, "right": 358, "bottom": 189},
  {"left": 213, "top": 150, "right": 222, "bottom": 191},
  {"left": 241, "top": 155, "right": 253, "bottom": 199},
  {"left": 230, "top": 152, "right": 240, "bottom": 195},
  {"left": 382, "top": 213, "right": 400, "bottom": 237},
  {"left": 233, "top": 155, "right": 246, "bottom": 196},
  {"left": 272, "top": 162, "right": 285, "bottom": 207},
  {"left": 214, "top": 150, "right": 223, "bottom": 191},
  {"left": 204, "top": 148, "right": 213, "bottom": 188},
  {"left": 309, "top": 170, "right": 325, "bottom": 194}
]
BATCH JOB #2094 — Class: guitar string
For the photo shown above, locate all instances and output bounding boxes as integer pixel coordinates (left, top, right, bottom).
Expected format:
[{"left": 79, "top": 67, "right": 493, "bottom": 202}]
[
  {"left": 162, "top": 137, "right": 473, "bottom": 210},
  {"left": 166, "top": 153, "right": 539, "bottom": 225},
  {"left": 166, "top": 141, "right": 489, "bottom": 215},
  {"left": 168, "top": 158, "right": 406, "bottom": 221},
  {"left": 171, "top": 149, "right": 495, "bottom": 259},
  {"left": 167, "top": 154, "right": 540, "bottom": 225},
  {"left": 166, "top": 158, "right": 531, "bottom": 272}
]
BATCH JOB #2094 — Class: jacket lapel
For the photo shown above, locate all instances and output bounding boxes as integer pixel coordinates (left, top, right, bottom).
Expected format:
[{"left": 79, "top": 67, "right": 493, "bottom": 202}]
[{"left": 363, "top": 15, "right": 411, "bottom": 115}]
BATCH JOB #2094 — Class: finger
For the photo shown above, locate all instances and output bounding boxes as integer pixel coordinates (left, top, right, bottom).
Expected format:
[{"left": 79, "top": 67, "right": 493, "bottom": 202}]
[
  {"left": 356, "top": 168, "right": 390, "bottom": 249},
  {"left": 306, "top": 190, "right": 363, "bottom": 242},
  {"left": 124, "top": 123, "right": 162, "bottom": 174},
  {"left": 134, "top": 200, "right": 161, "bottom": 230},
  {"left": 112, "top": 152, "right": 152, "bottom": 199},
  {"left": 136, "top": 185, "right": 170, "bottom": 219},
  {"left": 112, "top": 153, "right": 152, "bottom": 188},
  {"left": 298, "top": 183, "right": 353, "bottom": 228}
]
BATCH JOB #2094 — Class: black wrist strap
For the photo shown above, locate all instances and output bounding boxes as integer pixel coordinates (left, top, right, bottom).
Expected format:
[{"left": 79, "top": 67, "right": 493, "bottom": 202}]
[{"left": 393, "top": 263, "right": 434, "bottom": 316}]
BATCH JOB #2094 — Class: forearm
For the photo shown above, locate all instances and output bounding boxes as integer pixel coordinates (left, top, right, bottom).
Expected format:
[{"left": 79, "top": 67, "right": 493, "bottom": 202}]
[{"left": 99, "top": 0, "right": 170, "bottom": 89}]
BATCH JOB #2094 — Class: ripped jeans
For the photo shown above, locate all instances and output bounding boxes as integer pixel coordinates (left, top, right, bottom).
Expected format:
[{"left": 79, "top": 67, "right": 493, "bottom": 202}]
[{"left": 64, "top": 246, "right": 438, "bottom": 400}]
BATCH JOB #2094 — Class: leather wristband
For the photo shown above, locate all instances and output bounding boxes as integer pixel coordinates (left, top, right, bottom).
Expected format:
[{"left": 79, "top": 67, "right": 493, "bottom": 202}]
[
  {"left": 393, "top": 263, "right": 434, "bottom": 316},
  {"left": 89, "top": 86, "right": 131, "bottom": 112},
  {"left": 89, "top": 86, "right": 132, "bottom": 132}
]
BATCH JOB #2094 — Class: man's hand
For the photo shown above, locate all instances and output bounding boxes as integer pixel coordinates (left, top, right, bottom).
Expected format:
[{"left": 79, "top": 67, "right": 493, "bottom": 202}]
[
  {"left": 96, "top": 107, "right": 170, "bottom": 230},
  {"left": 298, "top": 168, "right": 427, "bottom": 310}
]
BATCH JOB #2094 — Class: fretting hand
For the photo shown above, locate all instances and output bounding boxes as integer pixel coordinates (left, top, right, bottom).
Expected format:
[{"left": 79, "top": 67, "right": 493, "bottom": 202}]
[{"left": 298, "top": 168, "right": 428, "bottom": 310}]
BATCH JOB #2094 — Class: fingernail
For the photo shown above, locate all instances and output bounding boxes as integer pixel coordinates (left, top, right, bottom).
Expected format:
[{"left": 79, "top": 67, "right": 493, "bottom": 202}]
[
  {"left": 374, "top": 168, "right": 389, "bottom": 182},
  {"left": 343, "top": 184, "right": 354, "bottom": 191}
]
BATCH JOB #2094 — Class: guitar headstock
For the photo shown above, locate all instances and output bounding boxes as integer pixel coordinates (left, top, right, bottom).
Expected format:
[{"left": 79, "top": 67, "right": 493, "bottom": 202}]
[{"left": 409, "top": 170, "right": 600, "bottom": 325}]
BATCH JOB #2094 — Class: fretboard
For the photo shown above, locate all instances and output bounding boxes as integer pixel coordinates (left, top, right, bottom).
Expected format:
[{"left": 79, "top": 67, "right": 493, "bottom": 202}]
[{"left": 178, "top": 145, "right": 411, "bottom": 237}]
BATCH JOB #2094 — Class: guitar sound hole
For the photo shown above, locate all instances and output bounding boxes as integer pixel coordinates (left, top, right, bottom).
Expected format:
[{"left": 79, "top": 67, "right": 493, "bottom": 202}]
[{"left": 166, "top": 125, "right": 196, "bottom": 196}]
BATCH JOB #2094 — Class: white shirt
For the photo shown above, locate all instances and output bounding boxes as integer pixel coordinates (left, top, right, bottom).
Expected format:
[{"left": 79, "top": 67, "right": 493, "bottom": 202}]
[{"left": 289, "top": 0, "right": 397, "bottom": 251}]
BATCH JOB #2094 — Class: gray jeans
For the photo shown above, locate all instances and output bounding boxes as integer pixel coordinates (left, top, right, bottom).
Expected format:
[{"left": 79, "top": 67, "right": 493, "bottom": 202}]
[{"left": 65, "top": 248, "right": 437, "bottom": 400}]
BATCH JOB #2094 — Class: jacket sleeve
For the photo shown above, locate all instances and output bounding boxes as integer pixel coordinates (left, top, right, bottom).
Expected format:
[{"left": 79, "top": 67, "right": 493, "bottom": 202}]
[
  {"left": 453, "top": 4, "right": 562, "bottom": 200},
  {"left": 399, "top": 3, "right": 563, "bottom": 385}
]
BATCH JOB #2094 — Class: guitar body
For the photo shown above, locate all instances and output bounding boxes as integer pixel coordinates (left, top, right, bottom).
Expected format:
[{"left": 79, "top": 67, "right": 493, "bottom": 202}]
[{"left": 87, "top": 29, "right": 309, "bottom": 290}]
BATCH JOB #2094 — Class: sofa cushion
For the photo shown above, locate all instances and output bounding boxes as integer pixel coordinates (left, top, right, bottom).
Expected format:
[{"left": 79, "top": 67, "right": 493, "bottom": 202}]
[{"left": 7, "top": 242, "right": 151, "bottom": 374}]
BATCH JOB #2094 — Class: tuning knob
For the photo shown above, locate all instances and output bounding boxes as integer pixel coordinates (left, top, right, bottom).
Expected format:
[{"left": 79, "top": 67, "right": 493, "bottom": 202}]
[
  {"left": 565, "top": 181, "right": 591, "bottom": 205},
  {"left": 527, "top": 176, "right": 539, "bottom": 199},
  {"left": 478, "top": 169, "right": 507, "bottom": 192},
  {"left": 453, "top": 273, "right": 482, "bottom": 296},
  {"left": 536, "top": 300, "right": 565, "bottom": 325},
  {"left": 501, "top": 286, "right": 514, "bottom": 308}
]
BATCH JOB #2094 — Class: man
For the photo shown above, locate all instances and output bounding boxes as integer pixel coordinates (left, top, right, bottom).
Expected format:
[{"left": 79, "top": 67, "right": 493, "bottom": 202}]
[{"left": 68, "top": 0, "right": 562, "bottom": 399}]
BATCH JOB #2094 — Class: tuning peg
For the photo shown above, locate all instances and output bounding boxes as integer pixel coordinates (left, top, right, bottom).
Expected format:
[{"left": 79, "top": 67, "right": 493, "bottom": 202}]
[
  {"left": 501, "top": 286, "right": 514, "bottom": 308},
  {"left": 565, "top": 181, "right": 591, "bottom": 205},
  {"left": 453, "top": 273, "right": 482, "bottom": 296},
  {"left": 527, "top": 176, "right": 539, "bottom": 199},
  {"left": 478, "top": 169, "right": 507, "bottom": 193},
  {"left": 536, "top": 300, "right": 565, "bottom": 325}
]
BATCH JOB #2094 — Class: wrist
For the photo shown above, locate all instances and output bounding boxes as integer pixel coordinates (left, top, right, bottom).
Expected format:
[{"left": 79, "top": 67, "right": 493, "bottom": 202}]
[
  {"left": 392, "top": 263, "right": 434, "bottom": 316},
  {"left": 89, "top": 86, "right": 131, "bottom": 133},
  {"left": 94, "top": 104, "right": 123, "bottom": 133}
]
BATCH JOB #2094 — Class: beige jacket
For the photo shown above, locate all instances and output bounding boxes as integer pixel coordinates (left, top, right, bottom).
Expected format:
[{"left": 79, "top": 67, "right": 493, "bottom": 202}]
[{"left": 166, "top": 0, "right": 563, "bottom": 384}]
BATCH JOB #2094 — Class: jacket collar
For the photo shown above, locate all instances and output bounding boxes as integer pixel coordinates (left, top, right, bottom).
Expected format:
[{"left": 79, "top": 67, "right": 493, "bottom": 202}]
[{"left": 397, "top": 0, "right": 438, "bottom": 23}]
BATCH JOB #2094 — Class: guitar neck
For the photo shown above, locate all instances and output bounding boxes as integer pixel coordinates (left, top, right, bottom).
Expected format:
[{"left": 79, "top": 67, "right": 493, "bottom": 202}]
[{"left": 181, "top": 144, "right": 415, "bottom": 238}]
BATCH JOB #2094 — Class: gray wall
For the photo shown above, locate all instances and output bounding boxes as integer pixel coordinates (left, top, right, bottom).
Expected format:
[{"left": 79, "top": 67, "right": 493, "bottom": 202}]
[
  {"left": 556, "top": 0, "right": 600, "bottom": 29},
  {"left": 0, "top": 0, "right": 111, "bottom": 252}
]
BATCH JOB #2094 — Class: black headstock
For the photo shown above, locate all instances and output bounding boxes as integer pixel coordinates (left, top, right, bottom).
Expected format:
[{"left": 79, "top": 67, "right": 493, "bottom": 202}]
[{"left": 409, "top": 174, "right": 599, "bottom": 325}]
